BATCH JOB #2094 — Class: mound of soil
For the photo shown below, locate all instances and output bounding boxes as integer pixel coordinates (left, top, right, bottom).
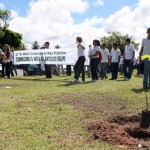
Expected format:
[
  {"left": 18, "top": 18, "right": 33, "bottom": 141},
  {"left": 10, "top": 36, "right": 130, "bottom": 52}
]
[{"left": 86, "top": 114, "right": 150, "bottom": 148}]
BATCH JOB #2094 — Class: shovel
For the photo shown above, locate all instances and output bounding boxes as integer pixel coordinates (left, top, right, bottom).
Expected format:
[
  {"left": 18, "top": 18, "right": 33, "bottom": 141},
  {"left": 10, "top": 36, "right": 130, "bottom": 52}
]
[{"left": 140, "top": 91, "right": 150, "bottom": 128}]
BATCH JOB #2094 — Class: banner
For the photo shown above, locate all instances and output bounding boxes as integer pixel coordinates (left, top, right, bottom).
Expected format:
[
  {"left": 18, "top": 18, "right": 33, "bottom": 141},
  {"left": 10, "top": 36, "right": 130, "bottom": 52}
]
[{"left": 14, "top": 48, "right": 90, "bottom": 65}]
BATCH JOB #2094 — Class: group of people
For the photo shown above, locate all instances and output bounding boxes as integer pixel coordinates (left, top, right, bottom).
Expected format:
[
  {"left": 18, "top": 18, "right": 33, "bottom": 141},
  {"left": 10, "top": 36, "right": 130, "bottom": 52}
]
[
  {"left": 72, "top": 37, "right": 135, "bottom": 83},
  {"left": 72, "top": 28, "right": 150, "bottom": 89},
  {"left": 0, "top": 28, "right": 150, "bottom": 89},
  {"left": 0, "top": 44, "right": 17, "bottom": 78}
]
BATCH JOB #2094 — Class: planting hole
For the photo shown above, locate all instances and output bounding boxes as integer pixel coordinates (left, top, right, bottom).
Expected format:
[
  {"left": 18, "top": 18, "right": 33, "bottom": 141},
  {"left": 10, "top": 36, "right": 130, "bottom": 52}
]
[{"left": 125, "top": 128, "right": 150, "bottom": 139}]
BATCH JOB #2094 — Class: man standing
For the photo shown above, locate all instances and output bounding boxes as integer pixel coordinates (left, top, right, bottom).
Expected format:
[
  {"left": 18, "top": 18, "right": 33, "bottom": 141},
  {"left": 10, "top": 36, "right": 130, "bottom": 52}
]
[
  {"left": 123, "top": 38, "right": 135, "bottom": 80},
  {"left": 100, "top": 43, "right": 109, "bottom": 79},
  {"left": 44, "top": 42, "right": 52, "bottom": 78},
  {"left": 140, "top": 28, "right": 150, "bottom": 89},
  {"left": 109, "top": 43, "right": 121, "bottom": 80}
]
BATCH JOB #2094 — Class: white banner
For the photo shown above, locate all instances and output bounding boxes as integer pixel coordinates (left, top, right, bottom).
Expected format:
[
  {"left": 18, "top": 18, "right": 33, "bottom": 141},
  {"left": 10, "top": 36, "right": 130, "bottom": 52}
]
[{"left": 14, "top": 48, "right": 90, "bottom": 65}]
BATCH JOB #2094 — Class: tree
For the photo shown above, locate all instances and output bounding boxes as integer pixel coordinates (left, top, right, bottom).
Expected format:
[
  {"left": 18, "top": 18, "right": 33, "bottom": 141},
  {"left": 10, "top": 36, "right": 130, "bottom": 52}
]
[
  {"left": 0, "top": 10, "right": 13, "bottom": 30},
  {"left": 55, "top": 45, "right": 61, "bottom": 49},
  {"left": 31, "top": 41, "right": 40, "bottom": 50},
  {"left": 0, "top": 29, "right": 23, "bottom": 50},
  {"left": 100, "top": 31, "right": 139, "bottom": 54},
  {"left": 0, "top": 10, "right": 24, "bottom": 50}
]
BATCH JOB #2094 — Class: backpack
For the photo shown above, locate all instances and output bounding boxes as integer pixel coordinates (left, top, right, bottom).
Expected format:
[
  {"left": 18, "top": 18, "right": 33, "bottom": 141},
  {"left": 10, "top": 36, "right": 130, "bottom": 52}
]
[{"left": 99, "top": 51, "right": 102, "bottom": 62}]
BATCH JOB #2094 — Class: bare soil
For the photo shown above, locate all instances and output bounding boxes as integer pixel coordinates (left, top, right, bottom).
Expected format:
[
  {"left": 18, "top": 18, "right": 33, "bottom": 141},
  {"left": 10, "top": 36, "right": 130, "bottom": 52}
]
[
  {"left": 62, "top": 93, "right": 150, "bottom": 149},
  {"left": 86, "top": 115, "right": 150, "bottom": 149}
]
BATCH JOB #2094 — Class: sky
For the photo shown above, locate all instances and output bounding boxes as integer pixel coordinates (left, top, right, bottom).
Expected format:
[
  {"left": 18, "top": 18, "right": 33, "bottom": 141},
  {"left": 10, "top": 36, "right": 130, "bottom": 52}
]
[{"left": 0, "top": 0, "right": 150, "bottom": 49}]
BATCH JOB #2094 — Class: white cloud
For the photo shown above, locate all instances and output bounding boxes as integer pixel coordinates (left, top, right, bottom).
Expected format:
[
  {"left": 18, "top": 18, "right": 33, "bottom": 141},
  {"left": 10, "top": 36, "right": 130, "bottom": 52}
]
[
  {"left": 8, "top": 0, "right": 150, "bottom": 50},
  {"left": 94, "top": 0, "right": 104, "bottom": 6},
  {"left": 103, "top": 0, "right": 150, "bottom": 48},
  {"left": 0, "top": 3, "right": 5, "bottom": 9}
]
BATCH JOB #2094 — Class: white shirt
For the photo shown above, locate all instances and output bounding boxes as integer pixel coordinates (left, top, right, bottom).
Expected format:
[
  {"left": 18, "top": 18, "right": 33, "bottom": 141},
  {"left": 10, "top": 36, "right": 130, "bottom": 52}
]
[
  {"left": 77, "top": 42, "right": 85, "bottom": 57},
  {"left": 0, "top": 49, "right": 4, "bottom": 55},
  {"left": 91, "top": 46, "right": 101, "bottom": 58},
  {"left": 100, "top": 48, "right": 109, "bottom": 63},
  {"left": 110, "top": 49, "right": 121, "bottom": 63},
  {"left": 119, "top": 57, "right": 123, "bottom": 65},
  {"left": 10, "top": 51, "right": 14, "bottom": 61},
  {"left": 142, "top": 38, "right": 150, "bottom": 55},
  {"left": 133, "top": 57, "right": 136, "bottom": 66},
  {"left": 124, "top": 44, "right": 135, "bottom": 60},
  {"left": 136, "top": 56, "right": 140, "bottom": 64}
]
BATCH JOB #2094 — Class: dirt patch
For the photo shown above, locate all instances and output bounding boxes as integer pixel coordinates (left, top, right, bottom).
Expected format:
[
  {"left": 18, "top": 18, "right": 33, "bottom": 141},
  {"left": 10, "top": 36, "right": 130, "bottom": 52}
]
[
  {"left": 0, "top": 83, "right": 19, "bottom": 88},
  {"left": 86, "top": 114, "right": 150, "bottom": 149},
  {"left": 64, "top": 93, "right": 127, "bottom": 117}
]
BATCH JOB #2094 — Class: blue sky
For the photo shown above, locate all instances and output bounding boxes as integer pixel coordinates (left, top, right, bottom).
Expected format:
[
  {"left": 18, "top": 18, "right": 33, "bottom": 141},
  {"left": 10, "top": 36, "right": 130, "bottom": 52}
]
[
  {"left": 1, "top": 0, "right": 139, "bottom": 23},
  {"left": 0, "top": 0, "right": 149, "bottom": 49}
]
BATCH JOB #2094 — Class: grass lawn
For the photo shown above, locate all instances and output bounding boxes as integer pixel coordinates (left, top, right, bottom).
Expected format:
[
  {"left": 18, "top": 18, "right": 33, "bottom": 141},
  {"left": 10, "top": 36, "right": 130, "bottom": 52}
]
[{"left": 0, "top": 73, "right": 149, "bottom": 150}]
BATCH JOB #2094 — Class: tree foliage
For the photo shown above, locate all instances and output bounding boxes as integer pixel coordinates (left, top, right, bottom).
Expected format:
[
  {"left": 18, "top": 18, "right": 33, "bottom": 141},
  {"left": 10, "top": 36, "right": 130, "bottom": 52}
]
[
  {"left": 0, "top": 10, "right": 13, "bottom": 29},
  {"left": 55, "top": 45, "right": 61, "bottom": 49},
  {"left": 31, "top": 41, "right": 40, "bottom": 49},
  {"left": 0, "top": 29, "right": 23, "bottom": 50},
  {"left": 100, "top": 31, "right": 139, "bottom": 54},
  {"left": 0, "top": 10, "right": 24, "bottom": 50}
]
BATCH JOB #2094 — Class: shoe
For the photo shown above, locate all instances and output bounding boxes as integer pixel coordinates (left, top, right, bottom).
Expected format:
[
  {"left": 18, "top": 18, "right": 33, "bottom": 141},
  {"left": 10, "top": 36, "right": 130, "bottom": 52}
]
[
  {"left": 72, "top": 79, "right": 79, "bottom": 83},
  {"left": 109, "top": 78, "right": 115, "bottom": 80},
  {"left": 79, "top": 81, "right": 85, "bottom": 84},
  {"left": 101, "top": 77, "right": 104, "bottom": 79},
  {"left": 105, "top": 76, "right": 108, "bottom": 79},
  {"left": 143, "top": 85, "right": 148, "bottom": 89},
  {"left": 91, "top": 79, "right": 96, "bottom": 82},
  {"left": 124, "top": 77, "right": 128, "bottom": 81}
]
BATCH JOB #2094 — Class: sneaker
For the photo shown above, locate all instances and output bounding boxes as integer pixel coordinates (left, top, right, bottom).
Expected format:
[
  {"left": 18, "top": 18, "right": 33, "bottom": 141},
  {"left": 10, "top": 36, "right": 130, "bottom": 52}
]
[
  {"left": 91, "top": 79, "right": 96, "bottom": 82},
  {"left": 72, "top": 79, "right": 79, "bottom": 83},
  {"left": 143, "top": 85, "right": 148, "bottom": 89},
  {"left": 79, "top": 81, "right": 85, "bottom": 84},
  {"left": 124, "top": 77, "right": 128, "bottom": 81},
  {"left": 109, "top": 78, "right": 115, "bottom": 80}
]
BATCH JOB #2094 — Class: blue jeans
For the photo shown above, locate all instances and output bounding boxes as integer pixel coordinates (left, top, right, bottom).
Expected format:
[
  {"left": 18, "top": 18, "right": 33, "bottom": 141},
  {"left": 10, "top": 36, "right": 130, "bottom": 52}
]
[
  {"left": 123, "top": 59, "right": 133, "bottom": 79},
  {"left": 101, "top": 62, "right": 108, "bottom": 78},
  {"left": 90, "top": 58, "right": 100, "bottom": 80},
  {"left": 45, "top": 64, "right": 52, "bottom": 78},
  {"left": 74, "top": 56, "right": 85, "bottom": 81},
  {"left": 111, "top": 62, "right": 119, "bottom": 79},
  {"left": 143, "top": 59, "right": 150, "bottom": 87}
]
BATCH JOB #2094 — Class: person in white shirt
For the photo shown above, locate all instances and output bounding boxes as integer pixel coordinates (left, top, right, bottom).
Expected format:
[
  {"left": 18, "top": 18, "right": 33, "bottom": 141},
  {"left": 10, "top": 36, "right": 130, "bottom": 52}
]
[
  {"left": 72, "top": 37, "right": 86, "bottom": 83},
  {"left": 10, "top": 50, "right": 14, "bottom": 76},
  {"left": 140, "top": 28, "right": 150, "bottom": 89},
  {"left": 119, "top": 56, "right": 123, "bottom": 75},
  {"left": 44, "top": 42, "right": 52, "bottom": 78},
  {"left": 100, "top": 43, "right": 109, "bottom": 79},
  {"left": 123, "top": 38, "right": 135, "bottom": 80},
  {"left": 2, "top": 44, "right": 11, "bottom": 78},
  {"left": 109, "top": 43, "right": 121, "bottom": 80},
  {"left": 89, "top": 39, "right": 101, "bottom": 82},
  {"left": 0, "top": 49, "right": 5, "bottom": 58}
]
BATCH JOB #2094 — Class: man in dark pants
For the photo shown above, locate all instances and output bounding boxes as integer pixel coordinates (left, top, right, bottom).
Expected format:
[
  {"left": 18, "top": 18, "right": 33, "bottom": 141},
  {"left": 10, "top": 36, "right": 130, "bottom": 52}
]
[
  {"left": 123, "top": 38, "right": 135, "bottom": 80},
  {"left": 44, "top": 42, "right": 52, "bottom": 78},
  {"left": 66, "top": 65, "right": 71, "bottom": 76},
  {"left": 109, "top": 43, "right": 121, "bottom": 80}
]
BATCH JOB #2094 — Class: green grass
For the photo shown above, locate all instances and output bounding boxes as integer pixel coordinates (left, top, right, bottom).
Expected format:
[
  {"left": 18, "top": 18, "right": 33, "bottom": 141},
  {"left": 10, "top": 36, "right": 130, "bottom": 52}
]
[{"left": 0, "top": 73, "right": 148, "bottom": 150}]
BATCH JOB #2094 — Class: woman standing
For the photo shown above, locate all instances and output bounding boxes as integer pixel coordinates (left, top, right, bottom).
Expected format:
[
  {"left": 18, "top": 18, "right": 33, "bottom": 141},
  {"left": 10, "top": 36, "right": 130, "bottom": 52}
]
[
  {"left": 2, "top": 44, "right": 11, "bottom": 78},
  {"left": 72, "top": 37, "right": 86, "bottom": 83},
  {"left": 89, "top": 40, "right": 101, "bottom": 82}
]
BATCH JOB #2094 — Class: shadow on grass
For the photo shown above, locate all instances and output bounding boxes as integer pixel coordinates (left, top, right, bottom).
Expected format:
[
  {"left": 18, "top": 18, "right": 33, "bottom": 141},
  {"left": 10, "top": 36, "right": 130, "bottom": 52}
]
[
  {"left": 10, "top": 77, "right": 71, "bottom": 83},
  {"left": 57, "top": 81, "right": 94, "bottom": 87},
  {"left": 131, "top": 88, "right": 150, "bottom": 93}
]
